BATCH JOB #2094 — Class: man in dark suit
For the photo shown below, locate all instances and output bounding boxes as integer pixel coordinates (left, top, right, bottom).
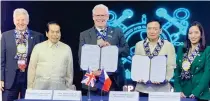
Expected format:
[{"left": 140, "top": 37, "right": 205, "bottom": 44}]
[
  {"left": 78, "top": 4, "right": 129, "bottom": 95},
  {"left": 1, "top": 8, "right": 44, "bottom": 101}
]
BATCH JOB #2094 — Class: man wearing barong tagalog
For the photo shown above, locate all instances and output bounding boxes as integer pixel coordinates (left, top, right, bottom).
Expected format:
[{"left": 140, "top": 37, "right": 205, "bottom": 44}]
[
  {"left": 134, "top": 19, "right": 176, "bottom": 96},
  {"left": 27, "top": 22, "right": 75, "bottom": 90}
]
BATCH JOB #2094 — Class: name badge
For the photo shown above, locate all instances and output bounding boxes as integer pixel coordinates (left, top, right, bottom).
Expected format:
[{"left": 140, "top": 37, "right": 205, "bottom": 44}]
[
  {"left": 149, "top": 92, "right": 180, "bottom": 101},
  {"left": 182, "top": 61, "right": 191, "bottom": 71},
  {"left": 53, "top": 90, "right": 81, "bottom": 100},
  {"left": 109, "top": 91, "right": 139, "bottom": 101},
  {"left": 17, "top": 44, "right": 26, "bottom": 54},
  {"left": 25, "top": 90, "right": 53, "bottom": 100}
]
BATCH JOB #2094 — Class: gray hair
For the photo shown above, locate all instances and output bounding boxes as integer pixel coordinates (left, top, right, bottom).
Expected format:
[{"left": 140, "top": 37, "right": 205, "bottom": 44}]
[
  {"left": 92, "top": 4, "right": 109, "bottom": 14},
  {"left": 13, "top": 8, "right": 29, "bottom": 21}
]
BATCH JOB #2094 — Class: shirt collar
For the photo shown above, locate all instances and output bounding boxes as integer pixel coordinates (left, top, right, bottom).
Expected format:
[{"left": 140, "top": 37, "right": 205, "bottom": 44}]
[
  {"left": 146, "top": 37, "right": 161, "bottom": 44},
  {"left": 47, "top": 40, "right": 59, "bottom": 48},
  {"left": 15, "top": 28, "right": 29, "bottom": 35},
  {"left": 95, "top": 26, "right": 107, "bottom": 33}
]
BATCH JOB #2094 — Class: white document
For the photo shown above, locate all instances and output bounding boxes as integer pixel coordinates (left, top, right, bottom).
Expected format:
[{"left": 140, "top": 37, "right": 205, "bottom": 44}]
[
  {"left": 150, "top": 56, "right": 167, "bottom": 82},
  {"left": 100, "top": 46, "right": 118, "bottom": 72},
  {"left": 25, "top": 90, "right": 53, "bottom": 100},
  {"left": 149, "top": 92, "right": 180, "bottom": 101},
  {"left": 109, "top": 91, "right": 139, "bottom": 101},
  {"left": 53, "top": 90, "right": 81, "bottom": 100},
  {"left": 131, "top": 55, "right": 150, "bottom": 82},
  {"left": 80, "top": 44, "right": 100, "bottom": 71}
]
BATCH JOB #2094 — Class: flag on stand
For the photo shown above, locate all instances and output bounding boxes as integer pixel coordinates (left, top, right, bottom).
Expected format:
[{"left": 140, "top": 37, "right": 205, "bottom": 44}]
[
  {"left": 96, "top": 69, "right": 112, "bottom": 92},
  {"left": 81, "top": 68, "right": 96, "bottom": 87}
]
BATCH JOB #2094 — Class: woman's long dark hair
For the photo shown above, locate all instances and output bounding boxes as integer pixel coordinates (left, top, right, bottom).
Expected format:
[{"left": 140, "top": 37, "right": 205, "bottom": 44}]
[{"left": 183, "top": 21, "right": 206, "bottom": 52}]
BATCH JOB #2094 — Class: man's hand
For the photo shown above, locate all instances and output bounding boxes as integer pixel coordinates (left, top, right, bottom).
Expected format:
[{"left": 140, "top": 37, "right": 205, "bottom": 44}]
[
  {"left": 151, "top": 81, "right": 161, "bottom": 84},
  {"left": 99, "top": 41, "right": 111, "bottom": 47},
  {"left": 104, "top": 41, "right": 110, "bottom": 46},
  {"left": 92, "top": 70, "right": 102, "bottom": 76},
  {"left": 137, "top": 79, "right": 146, "bottom": 84},
  {"left": 0, "top": 81, "right": 4, "bottom": 91}
]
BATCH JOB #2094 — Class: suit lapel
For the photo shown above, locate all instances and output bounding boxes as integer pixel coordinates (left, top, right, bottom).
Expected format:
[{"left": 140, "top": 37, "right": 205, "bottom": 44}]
[
  {"left": 11, "top": 30, "right": 17, "bottom": 55},
  {"left": 105, "top": 27, "right": 114, "bottom": 43},
  {"left": 190, "top": 52, "right": 203, "bottom": 73},
  {"left": 191, "top": 53, "right": 201, "bottom": 66},
  {"left": 178, "top": 49, "right": 204, "bottom": 74},
  {"left": 88, "top": 26, "right": 114, "bottom": 44},
  {"left": 27, "top": 30, "right": 34, "bottom": 57},
  {"left": 89, "top": 27, "right": 97, "bottom": 44}
]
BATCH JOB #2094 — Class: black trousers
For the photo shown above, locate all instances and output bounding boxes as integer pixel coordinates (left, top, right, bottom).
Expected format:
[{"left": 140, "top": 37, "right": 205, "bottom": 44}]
[{"left": 3, "top": 70, "right": 27, "bottom": 101}]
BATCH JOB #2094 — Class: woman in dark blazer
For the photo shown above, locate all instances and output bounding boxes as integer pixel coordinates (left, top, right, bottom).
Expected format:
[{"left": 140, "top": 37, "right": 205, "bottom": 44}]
[{"left": 174, "top": 21, "right": 210, "bottom": 101}]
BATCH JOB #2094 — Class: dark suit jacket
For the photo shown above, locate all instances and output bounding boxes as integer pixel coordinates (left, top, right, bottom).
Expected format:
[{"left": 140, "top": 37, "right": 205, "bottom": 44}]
[
  {"left": 174, "top": 46, "right": 210, "bottom": 100},
  {"left": 1, "top": 29, "right": 44, "bottom": 89},
  {"left": 78, "top": 26, "right": 129, "bottom": 71},
  {"left": 78, "top": 26, "right": 129, "bottom": 91}
]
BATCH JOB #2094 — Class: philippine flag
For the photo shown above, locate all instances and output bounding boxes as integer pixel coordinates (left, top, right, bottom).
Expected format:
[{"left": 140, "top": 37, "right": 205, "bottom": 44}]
[{"left": 96, "top": 69, "right": 112, "bottom": 92}]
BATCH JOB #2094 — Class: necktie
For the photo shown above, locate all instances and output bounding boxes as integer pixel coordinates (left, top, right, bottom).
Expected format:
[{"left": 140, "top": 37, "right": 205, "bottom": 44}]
[{"left": 100, "top": 30, "right": 105, "bottom": 36}]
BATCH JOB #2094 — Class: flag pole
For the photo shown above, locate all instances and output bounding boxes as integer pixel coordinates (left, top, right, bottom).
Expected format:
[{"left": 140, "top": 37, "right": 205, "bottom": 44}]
[
  {"left": 100, "top": 89, "right": 103, "bottom": 101},
  {"left": 87, "top": 66, "right": 91, "bottom": 101},
  {"left": 99, "top": 47, "right": 103, "bottom": 101},
  {"left": 87, "top": 84, "right": 91, "bottom": 101},
  {"left": 100, "top": 67, "right": 104, "bottom": 101}
]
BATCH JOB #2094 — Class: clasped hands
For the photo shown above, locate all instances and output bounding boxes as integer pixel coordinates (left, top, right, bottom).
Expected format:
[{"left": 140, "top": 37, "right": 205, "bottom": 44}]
[{"left": 99, "top": 41, "right": 110, "bottom": 48}]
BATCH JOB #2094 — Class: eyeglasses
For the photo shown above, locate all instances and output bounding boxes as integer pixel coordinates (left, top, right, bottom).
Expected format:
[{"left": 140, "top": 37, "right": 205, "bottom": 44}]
[{"left": 93, "top": 14, "right": 108, "bottom": 18}]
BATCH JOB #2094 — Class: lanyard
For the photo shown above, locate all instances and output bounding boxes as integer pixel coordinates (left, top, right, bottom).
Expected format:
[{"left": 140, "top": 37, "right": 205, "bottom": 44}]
[{"left": 96, "top": 27, "right": 108, "bottom": 40}]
